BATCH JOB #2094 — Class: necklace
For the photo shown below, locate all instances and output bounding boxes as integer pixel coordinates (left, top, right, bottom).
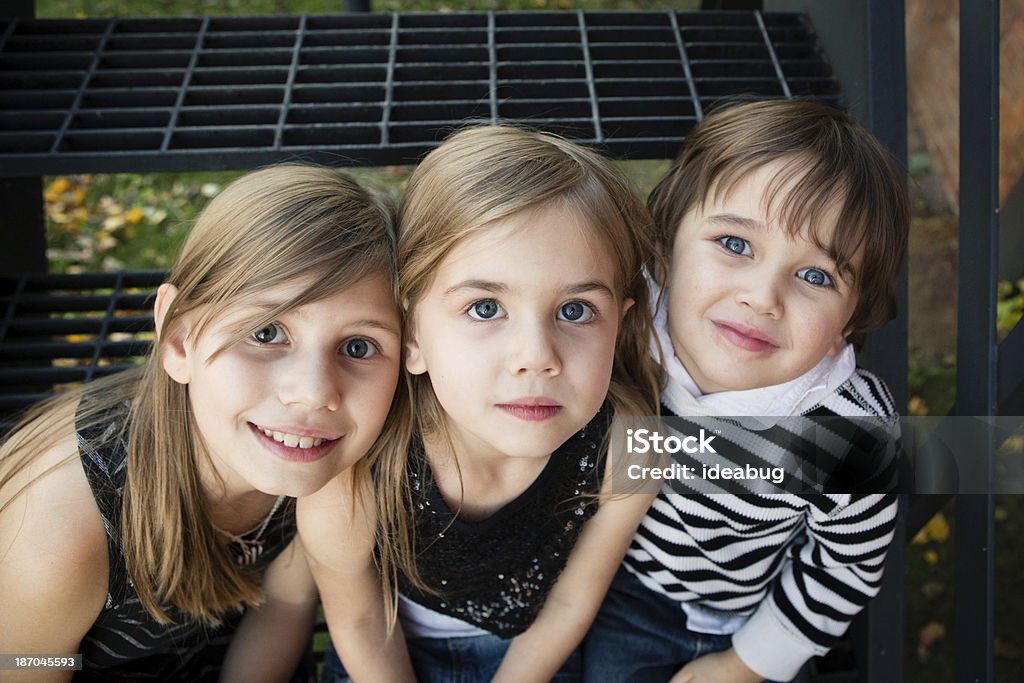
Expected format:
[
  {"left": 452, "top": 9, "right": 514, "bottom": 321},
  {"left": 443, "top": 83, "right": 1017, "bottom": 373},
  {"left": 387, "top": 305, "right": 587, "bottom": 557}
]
[{"left": 213, "top": 495, "right": 287, "bottom": 567}]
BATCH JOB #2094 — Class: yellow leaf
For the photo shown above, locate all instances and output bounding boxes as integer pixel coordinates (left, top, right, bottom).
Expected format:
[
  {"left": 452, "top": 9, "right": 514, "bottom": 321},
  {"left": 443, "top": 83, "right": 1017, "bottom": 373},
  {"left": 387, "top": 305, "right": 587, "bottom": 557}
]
[
  {"left": 908, "top": 395, "right": 929, "bottom": 416},
  {"left": 924, "top": 549, "right": 939, "bottom": 565},
  {"left": 103, "top": 215, "right": 126, "bottom": 231},
  {"left": 71, "top": 189, "right": 86, "bottom": 207},
  {"left": 1000, "top": 435, "right": 1024, "bottom": 454},
  {"left": 96, "top": 233, "right": 118, "bottom": 252},
  {"left": 47, "top": 178, "right": 70, "bottom": 195},
  {"left": 125, "top": 207, "right": 144, "bottom": 224},
  {"left": 924, "top": 513, "right": 950, "bottom": 543}
]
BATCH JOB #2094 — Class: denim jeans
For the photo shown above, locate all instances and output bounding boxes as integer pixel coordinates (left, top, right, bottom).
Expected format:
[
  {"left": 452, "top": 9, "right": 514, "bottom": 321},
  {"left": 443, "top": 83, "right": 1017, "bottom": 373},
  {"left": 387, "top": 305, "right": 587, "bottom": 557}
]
[
  {"left": 583, "top": 565, "right": 742, "bottom": 683},
  {"left": 321, "top": 631, "right": 582, "bottom": 683}
]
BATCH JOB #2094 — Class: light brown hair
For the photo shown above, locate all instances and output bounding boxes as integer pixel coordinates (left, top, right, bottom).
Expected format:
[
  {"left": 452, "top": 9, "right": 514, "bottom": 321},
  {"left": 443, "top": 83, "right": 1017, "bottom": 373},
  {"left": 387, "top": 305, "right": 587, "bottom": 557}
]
[
  {"left": 648, "top": 99, "right": 909, "bottom": 348},
  {"left": 374, "top": 125, "right": 664, "bottom": 612},
  {"left": 1, "top": 164, "right": 397, "bottom": 625}
]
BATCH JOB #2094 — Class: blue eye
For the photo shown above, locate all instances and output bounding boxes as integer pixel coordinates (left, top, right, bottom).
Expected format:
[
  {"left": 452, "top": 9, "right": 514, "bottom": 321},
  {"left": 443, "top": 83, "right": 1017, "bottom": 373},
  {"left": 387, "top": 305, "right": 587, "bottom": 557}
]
[
  {"left": 343, "top": 337, "right": 377, "bottom": 359},
  {"left": 798, "top": 267, "right": 833, "bottom": 287},
  {"left": 252, "top": 323, "right": 287, "bottom": 345},
  {"left": 719, "top": 235, "right": 751, "bottom": 256},
  {"left": 558, "top": 301, "right": 595, "bottom": 323},
  {"left": 468, "top": 299, "right": 505, "bottom": 320}
]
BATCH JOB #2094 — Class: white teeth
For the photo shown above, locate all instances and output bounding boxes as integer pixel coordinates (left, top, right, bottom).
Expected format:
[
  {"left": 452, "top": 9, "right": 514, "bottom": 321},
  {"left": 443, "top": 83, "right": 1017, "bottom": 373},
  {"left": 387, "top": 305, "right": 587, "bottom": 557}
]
[{"left": 259, "top": 427, "right": 326, "bottom": 449}]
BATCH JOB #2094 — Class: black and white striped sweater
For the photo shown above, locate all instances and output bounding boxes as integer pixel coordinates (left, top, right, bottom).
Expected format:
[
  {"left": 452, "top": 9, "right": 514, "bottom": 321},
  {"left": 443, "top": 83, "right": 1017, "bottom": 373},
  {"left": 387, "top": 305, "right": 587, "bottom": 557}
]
[{"left": 623, "top": 368, "right": 900, "bottom": 681}]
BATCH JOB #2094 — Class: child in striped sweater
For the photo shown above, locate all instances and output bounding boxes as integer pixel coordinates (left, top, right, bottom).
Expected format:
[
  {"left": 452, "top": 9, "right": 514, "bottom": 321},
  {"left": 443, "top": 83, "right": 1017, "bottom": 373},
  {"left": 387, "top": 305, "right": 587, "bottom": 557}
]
[{"left": 583, "top": 99, "right": 909, "bottom": 683}]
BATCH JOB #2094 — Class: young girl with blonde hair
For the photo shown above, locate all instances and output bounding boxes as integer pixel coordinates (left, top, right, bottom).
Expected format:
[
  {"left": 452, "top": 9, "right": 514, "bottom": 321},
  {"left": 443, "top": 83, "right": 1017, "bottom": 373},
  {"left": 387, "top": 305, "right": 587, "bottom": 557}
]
[
  {"left": 0, "top": 165, "right": 403, "bottom": 682},
  {"left": 307, "top": 125, "right": 662, "bottom": 682}
]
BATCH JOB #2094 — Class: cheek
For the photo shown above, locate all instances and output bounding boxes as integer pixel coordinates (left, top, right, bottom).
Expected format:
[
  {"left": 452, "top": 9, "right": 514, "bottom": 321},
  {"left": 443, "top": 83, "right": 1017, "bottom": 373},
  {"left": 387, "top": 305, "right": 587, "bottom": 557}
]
[
  {"left": 188, "top": 354, "right": 260, "bottom": 406},
  {"left": 791, "top": 301, "right": 846, "bottom": 350}
]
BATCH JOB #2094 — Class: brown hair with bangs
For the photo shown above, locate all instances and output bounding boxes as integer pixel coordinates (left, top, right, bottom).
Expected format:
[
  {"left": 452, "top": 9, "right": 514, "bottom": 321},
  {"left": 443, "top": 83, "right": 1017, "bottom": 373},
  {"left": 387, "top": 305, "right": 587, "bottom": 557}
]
[{"left": 648, "top": 98, "right": 909, "bottom": 348}]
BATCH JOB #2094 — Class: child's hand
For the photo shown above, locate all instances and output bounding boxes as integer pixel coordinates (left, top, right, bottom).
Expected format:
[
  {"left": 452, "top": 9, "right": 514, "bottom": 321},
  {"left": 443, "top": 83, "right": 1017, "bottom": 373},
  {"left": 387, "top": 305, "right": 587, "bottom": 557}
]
[{"left": 669, "top": 647, "right": 764, "bottom": 683}]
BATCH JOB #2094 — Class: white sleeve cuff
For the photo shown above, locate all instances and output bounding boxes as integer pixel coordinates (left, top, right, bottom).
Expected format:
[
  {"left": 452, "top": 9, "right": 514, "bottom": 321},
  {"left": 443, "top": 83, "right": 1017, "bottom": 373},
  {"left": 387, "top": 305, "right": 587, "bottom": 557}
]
[{"left": 731, "top": 601, "right": 820, "bottom": 681}]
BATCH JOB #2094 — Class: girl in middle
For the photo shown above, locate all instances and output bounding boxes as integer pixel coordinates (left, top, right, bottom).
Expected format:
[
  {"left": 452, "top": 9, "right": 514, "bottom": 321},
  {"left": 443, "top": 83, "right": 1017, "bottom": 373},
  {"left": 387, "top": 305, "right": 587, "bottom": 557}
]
[{"left": 302, "top": 125, "right": 663, "bottom": 683}]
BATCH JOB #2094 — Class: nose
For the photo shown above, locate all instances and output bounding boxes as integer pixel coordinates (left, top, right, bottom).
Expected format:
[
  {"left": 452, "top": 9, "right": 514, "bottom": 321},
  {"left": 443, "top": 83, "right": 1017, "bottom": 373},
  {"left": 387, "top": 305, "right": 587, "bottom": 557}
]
[
  {"left": 508, "top": 318, "right": 562, "bottom": 377},
  {"left": 277, "top": 349, "right": 342, "bottom": 411},
  {"left": 735, "top": 268, "right": 784, "bottom": 319}
]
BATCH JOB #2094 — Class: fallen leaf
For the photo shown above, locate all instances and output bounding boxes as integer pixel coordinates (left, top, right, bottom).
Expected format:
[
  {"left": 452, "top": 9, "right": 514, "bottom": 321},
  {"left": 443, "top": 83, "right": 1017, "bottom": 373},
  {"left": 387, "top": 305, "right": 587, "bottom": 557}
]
[
  {"left": 908, "top": 395, "right": 929, "bottom": 416},
  {"left": 994, "top": 639, "right": 1019, "bottom": 659},
  {"left": 924, "top": 513, "right": 950, "bottom": 543},
  {"left": 917, "top": 621, "right": 946, "bottom": 662}
]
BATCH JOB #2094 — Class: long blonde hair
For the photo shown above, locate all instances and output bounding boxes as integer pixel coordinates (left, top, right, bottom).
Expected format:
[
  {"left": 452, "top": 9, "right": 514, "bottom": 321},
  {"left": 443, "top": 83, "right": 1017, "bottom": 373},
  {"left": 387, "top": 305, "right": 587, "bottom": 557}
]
[
  {"left": 375, "top": 125, "right": 663, "bottom": 615},
  {"left": 0, "top": 164, "right": 397, "bottom": 625}
]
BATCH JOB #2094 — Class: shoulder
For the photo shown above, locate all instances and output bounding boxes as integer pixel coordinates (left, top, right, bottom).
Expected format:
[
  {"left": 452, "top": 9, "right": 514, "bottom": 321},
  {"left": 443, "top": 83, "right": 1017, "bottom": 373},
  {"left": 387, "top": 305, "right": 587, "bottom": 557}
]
[
  {"left": 0, "top": 408, "right": 109, "bottom": 649},
  {"left": 296, "top": 470, "right": 376, "bottom": 569},
  {"left": 819, "top": 368, "right": 898, "bottom": 418}
]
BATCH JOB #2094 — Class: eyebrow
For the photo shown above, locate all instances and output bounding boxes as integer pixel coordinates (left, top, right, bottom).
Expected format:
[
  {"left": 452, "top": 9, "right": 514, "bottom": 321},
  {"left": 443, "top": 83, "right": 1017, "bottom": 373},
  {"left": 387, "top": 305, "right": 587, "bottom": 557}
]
[
  {"left": 443, "top": 279, "right": 616, "bottom": 300},
  {"left": 347, "top": 319, "right": 401, "bottom": 337},
  {"left": 707, "top": 213, "right": 839, "bottom": 264},
  {"left": 237, "top": 302, "right": 400, "bottom": 335},
  {"left": 706, "top": 213, "right": 766, "bottom": 232}
]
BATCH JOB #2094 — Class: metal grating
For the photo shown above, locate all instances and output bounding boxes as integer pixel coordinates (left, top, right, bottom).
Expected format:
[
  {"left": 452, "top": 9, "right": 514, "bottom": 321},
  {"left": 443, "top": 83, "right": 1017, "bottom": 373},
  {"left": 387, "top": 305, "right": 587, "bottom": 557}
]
[
  {"left": 0, "top": 271, "right": 161, "bottom": 430},
  {"left": 0, "top": 10, "right": 839, "bottom": 175}
]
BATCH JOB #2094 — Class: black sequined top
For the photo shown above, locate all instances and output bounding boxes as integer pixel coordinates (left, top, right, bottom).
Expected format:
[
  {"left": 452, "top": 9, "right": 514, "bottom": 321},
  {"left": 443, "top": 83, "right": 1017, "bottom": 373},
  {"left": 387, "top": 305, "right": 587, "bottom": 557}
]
[{"left": 398, "top": 406, "right": 610, "bottom": 638}]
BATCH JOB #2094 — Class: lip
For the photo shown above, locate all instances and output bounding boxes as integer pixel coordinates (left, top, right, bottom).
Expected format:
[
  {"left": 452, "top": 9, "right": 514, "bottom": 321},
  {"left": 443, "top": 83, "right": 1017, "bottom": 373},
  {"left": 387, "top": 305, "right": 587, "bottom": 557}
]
[
  {"left": 712, "top": 321, "right": 779, "bottom": 353},
  {"left": 496, "top": 397, "right": 563, "bottom": 422},
  {"left": 248, "top": 422, "right": 341, "bottom": 463}
]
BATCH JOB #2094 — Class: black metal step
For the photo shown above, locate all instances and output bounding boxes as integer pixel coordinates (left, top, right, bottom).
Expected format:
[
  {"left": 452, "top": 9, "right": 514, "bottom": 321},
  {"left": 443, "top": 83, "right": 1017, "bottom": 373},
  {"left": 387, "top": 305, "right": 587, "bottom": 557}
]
[
  {"left": 0, "top": 271, "right": 161, "bottom": 430},
  {"left": 0, "top": 10, "right": 839, "bottom": 174}
]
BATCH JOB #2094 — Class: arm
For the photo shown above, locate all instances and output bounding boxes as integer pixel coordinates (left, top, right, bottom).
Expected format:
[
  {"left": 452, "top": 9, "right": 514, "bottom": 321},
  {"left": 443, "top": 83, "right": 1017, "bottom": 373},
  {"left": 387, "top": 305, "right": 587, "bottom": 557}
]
[
  {"left": 492, "top": 468, "right": 656, "bottom": 683},
  {"left": 296, "top": 471, "right": 416, "bottom": 683},
  {"left": 0, "top": 429, "right": 109, "bottom": 682},
  {"left": 675, "top": 419, "right": 903, "bottom": 683},
  {"left": 676, "top": 492, "right": 897, "bottom": 683},
  {"left": 219, "top": 538, "right": 318, "bottom": 683}
]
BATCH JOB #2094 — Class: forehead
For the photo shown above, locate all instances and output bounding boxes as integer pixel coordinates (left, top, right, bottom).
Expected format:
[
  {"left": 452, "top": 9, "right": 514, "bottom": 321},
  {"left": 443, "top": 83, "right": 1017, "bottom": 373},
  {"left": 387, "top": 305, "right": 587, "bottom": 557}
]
[
  {"left": 208, "top": 269, "right": 398, "bottom": 329},
  {"left": 434, "top": 203, "right": 616, "bottom": 282},
  {"left": 700, "top": 159, "right": 844, "bottom": 246}
]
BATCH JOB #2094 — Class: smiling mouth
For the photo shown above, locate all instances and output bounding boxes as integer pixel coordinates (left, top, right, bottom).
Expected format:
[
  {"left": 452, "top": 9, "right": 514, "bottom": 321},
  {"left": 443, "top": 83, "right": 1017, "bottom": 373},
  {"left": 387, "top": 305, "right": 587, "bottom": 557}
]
[
  {"left": 713, "top": 322, "right": 778, "bottom": 353},
  {"left": 251, "top": 424, "right": 339, "bottom": 449}
]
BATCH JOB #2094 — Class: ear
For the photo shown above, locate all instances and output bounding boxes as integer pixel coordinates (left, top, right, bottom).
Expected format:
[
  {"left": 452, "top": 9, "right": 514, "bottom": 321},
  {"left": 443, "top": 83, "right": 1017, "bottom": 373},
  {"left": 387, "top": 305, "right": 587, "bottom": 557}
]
[
  {"left": 405, "top": 336, "right": 427, "bottom": 376},
  {"left": 154, "top": 283, "right": 192, "bottom": 384},
  {"left": 827, "top": 324, "right": 853, "bottom": 357},
  {"left": 620, "top": 297, "right": 635, "bottom": 319}
]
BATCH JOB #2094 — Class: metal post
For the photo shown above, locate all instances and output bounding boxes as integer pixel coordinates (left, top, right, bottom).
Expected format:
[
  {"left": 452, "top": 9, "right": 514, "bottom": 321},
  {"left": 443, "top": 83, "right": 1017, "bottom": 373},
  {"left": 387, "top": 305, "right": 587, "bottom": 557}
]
[
  {"left": 859, "top": 0, "right": 909, "bottom": 411},
  {"left": 855, "top": 2, "right": 908, "bottom": 680},
  {"left": 0, "top": 1, "right": 46, "bottom": 275},
  {"left": 953, "top": 0, "right": 999, "bottom": 681}
]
